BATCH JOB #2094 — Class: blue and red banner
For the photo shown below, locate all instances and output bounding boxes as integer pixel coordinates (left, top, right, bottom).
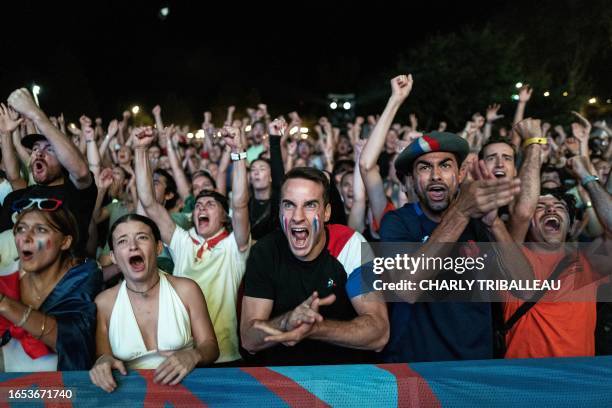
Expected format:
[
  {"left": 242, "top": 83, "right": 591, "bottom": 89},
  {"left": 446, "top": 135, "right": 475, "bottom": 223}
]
[{"left": 1, "top": 357, "right": 611, "bottom": 407}]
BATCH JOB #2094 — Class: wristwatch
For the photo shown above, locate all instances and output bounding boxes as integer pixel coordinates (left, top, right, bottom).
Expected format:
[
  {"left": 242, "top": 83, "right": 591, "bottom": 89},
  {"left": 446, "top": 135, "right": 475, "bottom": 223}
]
[
  {"left": 230, "top": 151, "right": 247, "bottom": 161},
  {"left": 581, "top": 175, "right": 599, "bottom": 187}
]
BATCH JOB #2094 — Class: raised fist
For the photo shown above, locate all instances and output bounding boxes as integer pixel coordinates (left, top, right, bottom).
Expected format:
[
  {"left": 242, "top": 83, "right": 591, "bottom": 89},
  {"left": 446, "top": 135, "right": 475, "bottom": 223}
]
[
  {"left": 513, "top": 117, "right": 542, "bottom": 142},
  {"left": 7, "top": 88, "right": 40, "bottom": 119},
  {"left": 390, "top": 74, "right": 413, "bottom": 102}
]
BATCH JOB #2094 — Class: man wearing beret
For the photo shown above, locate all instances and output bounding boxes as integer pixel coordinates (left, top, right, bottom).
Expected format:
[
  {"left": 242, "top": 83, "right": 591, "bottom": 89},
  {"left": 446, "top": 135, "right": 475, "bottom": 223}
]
[{"left": 376, "top": 75, "right": 529, "bottom": 362}]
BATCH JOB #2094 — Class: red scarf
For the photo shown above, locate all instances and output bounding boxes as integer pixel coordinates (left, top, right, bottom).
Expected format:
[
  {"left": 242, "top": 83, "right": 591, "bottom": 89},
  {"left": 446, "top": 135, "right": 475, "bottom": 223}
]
[
  {"left": 191, "top": 229, "right": 230, "bottom": 260},
  {"left": 0, "top": 270, "right": 51, "bottom": 359}
]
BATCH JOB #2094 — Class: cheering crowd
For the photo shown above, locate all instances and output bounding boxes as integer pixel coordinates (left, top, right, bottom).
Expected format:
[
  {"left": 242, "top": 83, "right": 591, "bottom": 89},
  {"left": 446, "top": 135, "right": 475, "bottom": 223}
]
[{"left": 0, "top": 75, "right": 610, "bottom": 391}]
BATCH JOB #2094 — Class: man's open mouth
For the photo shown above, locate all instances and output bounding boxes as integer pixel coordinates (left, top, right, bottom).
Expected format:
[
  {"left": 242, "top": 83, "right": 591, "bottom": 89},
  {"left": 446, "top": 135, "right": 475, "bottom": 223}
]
[
  {"left": 128, "top": 255, "right": 145, "bottom": 272},
  {"left": 427, "top": 184, "right": 447, "bottom": 201},
  {"left": 33, "top": 160, "right": 45, "bottom": 172},
  {"left": 290, "top": 227, "right": 309, "bottom": 248},
  {"left": 197, "top": 215, "right": 210, "bottom": 229},
  {"left": 493, "top": 170, "right": 506, "bottom": 178},
  {"left": 542, "top": 215, "right": 562, "bottom": 232},
  {"left": 21, "top": 250, "right": 34, "bottom": 261}
]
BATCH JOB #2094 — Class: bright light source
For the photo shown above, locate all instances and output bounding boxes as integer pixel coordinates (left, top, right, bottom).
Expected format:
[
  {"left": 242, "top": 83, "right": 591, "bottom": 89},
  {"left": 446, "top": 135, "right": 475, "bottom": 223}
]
[
  {"left": 160, "top": 7, "right": 169, "bottom": 16},
  {"left": 131, "top": 105, "right": 140, "bottom": 115},
  {"left": 512, "top": 94, "right": 519, "bottom": 101},
  {"left": 195, "top": 129, "right": 205, "bottom": 139},
  {"left": 343, "top": 102, "right": 351, "bottom": 110},
  {"left": 300, "top": 127, "right": 309, "bottom": 133},
  {"left": 216, "top": 131, "right": 222, "bottom": 138},
  {"left": 300, "top": 134, "right": 308, "bottom": 140},
  {"left": 607, "top": 99, "right": 612, "bottom": 104},
  {"left": 330, "top": 101, "right": 338, "bottom": 110},
  {"left": 588, "top": 97, "right": 597, "bottom": 104},
  {"left": 289, "top": 126, "right": 299, "bottom": 135},
  {"left": 32, "top": 84, "right": 41, "bottom": 106},
  {"left": 244, "top": 125, "right": 252, "bottom": 132},
  {"left": 69, "top": 123, "right": 76, "bottom": 129},
  {"left": 562, "top": 91, "right": 568, "bottom": 97},
  {"left": 515, "top": 82, "right": 523, "bottom": 89},
  {"left": 543, "top": 91, "right": 550, "bottom": 97},
  {"left": 187, "top": 132, "right": 194, "bottom": 139}
]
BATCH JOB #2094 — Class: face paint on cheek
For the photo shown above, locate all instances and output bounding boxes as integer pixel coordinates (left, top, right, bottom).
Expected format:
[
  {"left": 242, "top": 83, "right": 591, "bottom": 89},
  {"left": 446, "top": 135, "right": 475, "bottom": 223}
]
[
  {"left": 46, "top": 239, "right": 52, "bottom": 250},
  {"left": 313, "top": 215, "right": 320, "bottom": 236},
  {"left": 36, "top": 240, "right": 44, "bottom": 252},
  {"left": 280, "top": 213, "right": 289, "bottom": 236}
]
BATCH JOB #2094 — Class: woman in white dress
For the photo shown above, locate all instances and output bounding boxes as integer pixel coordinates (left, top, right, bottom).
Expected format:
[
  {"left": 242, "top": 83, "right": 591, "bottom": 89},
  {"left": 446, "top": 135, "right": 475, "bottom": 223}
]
[{"left": 89, "top": 214, "right": 218, "bottom": 392}]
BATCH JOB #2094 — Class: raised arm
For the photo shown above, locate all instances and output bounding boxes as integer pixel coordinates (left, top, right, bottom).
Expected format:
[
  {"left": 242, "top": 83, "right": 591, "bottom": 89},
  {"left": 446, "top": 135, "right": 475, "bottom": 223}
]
[
  {"left": 8, "top": 89, "right": 92, "bottom": 189},
  {"left": 483, "top": 103, "right": 503, "bottom": 143},
  {"left": 223, "top": 126, "right": 250, "bottom": 251},
  {"left": 359, "top": 74, "right": 413, "bottom": 225},
  {"left": 98, "top": 120, "right": 118, "bottom": 159},
  {"left": 348, "top": 141, "right": 367, "bottom": 232},
  {"left": 152, "top": 105, "right": 164, "bottom": 132},
  {"left": 508, "top": 118, "right": 543, "bottom": 242},
  {"left": 133, "top": 127, "right": 177, "bottom": 244},
  {"left": 567, "top": 155, "right": 612, "bottom": 233},
  {"left": 268, "top": 119, "right": 286, "bottom": 192},
  {"left": 513, "top": 85, "right": 532, "bottom": 125},
  {"left": 84, "top": 126, "right": 102, "bottom": 181},
  {"left": 0, "top": 104, "right": 26, "bottom": 190},
  {"left": 216, "top": 145, "right": 231, "bottom": 196},
  {"left": 166, "top": 129, "right": 191, "bottom": 200}
]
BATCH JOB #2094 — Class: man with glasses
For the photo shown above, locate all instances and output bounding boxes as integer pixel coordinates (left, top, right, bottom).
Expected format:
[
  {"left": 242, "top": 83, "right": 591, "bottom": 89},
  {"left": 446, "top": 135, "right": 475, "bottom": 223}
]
[{"left": 0, "top": 89, "right": 96, "bottom": 257}]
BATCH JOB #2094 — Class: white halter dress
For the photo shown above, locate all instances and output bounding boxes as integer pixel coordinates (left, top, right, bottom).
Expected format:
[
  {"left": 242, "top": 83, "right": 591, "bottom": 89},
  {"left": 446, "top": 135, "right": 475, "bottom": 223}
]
[{"left": 108, "top": 271, "right": 193, "bottom": 369}]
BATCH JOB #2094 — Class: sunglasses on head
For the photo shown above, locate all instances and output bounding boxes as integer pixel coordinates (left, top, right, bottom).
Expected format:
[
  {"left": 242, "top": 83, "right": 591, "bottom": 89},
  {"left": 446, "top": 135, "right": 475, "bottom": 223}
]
[{"left": 11, "top": 198, "right": 63, "bottom": 214}]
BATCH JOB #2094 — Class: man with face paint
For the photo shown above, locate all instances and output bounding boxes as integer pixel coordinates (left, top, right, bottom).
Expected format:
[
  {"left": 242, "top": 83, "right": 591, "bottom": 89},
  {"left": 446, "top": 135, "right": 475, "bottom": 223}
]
[
  {"left": 134, "top": 126, "right": 250, "bottom": 364},
  {"left": 241, "top": 167, "right": 389, "bottom": 366},
  {"left": 379, "top": 121, "right": 527, "bottom": 362},
  {"left": 0, "top": 89, "right": 97, "bottom": 257}
]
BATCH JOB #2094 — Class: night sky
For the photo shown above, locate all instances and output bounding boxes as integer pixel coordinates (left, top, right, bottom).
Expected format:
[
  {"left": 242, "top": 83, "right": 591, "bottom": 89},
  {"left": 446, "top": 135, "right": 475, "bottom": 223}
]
[{"left": 2, "top": 0, "right": 606, "bottom": 127}]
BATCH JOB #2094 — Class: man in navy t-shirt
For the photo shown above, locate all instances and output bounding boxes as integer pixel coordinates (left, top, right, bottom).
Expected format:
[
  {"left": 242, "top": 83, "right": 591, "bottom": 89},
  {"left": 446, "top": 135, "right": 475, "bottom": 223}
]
[{"left": 380, "top": 131, "right": 525, "bottom": 362}]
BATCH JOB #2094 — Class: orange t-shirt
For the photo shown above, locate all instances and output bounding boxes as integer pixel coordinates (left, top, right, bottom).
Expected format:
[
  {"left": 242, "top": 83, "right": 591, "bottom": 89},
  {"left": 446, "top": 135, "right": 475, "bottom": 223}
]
[{"left": 503, "top": 247, "right": 607, "bottom": 359}]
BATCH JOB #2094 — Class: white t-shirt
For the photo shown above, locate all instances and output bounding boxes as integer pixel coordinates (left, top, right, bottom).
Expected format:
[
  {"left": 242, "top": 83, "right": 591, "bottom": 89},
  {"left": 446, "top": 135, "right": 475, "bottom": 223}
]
[
  {"left": 170, "top": 227, "right": 250, "bottom": 363},
  {"left": 0, "top": 180, "right": 12, "bottom": 206}
]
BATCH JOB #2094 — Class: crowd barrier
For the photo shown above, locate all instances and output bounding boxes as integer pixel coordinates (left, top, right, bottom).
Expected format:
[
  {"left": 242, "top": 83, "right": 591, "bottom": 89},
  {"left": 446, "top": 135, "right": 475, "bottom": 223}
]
[{"left": 1, "top": 356, "right": 611, "bottom": 407}]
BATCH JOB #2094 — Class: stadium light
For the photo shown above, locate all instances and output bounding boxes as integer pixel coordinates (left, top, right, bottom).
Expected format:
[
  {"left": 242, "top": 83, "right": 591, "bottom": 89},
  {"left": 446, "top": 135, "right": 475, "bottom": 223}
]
[
  {"left": 343, "top": 102, "right": 351, "bottom": 110},
  {"left": 543, "top": 91, "right": 550, "bottom": 97},
  {"left": 562, "top": 91, "right": 569, "bottom": 97},
  {"left": 588, "top": 97, "right": 597, "bottom": 104},
  {"left": 32, "top": 84, "right": 41, "bottom": 106},
  {"left": 330, "top": 101, "right": 338, "bottom": 110},
  {"left": 131, "top": 105, "right": 140, "bottom": 115},
  {"left": 515, "top": 82, "right": 523, "bottom": 89},
  {"left": 512, "top": 94, "right": 519, "bottom": 101}
]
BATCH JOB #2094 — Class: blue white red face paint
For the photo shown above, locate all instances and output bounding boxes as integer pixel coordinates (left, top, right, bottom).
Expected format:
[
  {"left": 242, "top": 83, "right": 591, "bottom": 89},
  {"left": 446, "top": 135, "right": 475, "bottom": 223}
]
[
  {"left": 281, "top": 213, "right": 289, "bottom": 236},
  {"left": 312, "top": 215, "right": 320, "bottom": 236}
]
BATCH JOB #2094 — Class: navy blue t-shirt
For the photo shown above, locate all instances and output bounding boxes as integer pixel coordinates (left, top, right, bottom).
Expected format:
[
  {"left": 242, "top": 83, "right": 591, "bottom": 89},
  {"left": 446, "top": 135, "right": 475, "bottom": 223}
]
[{"left": 380, "top": 202, "right": 493, "bottom": 362}]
